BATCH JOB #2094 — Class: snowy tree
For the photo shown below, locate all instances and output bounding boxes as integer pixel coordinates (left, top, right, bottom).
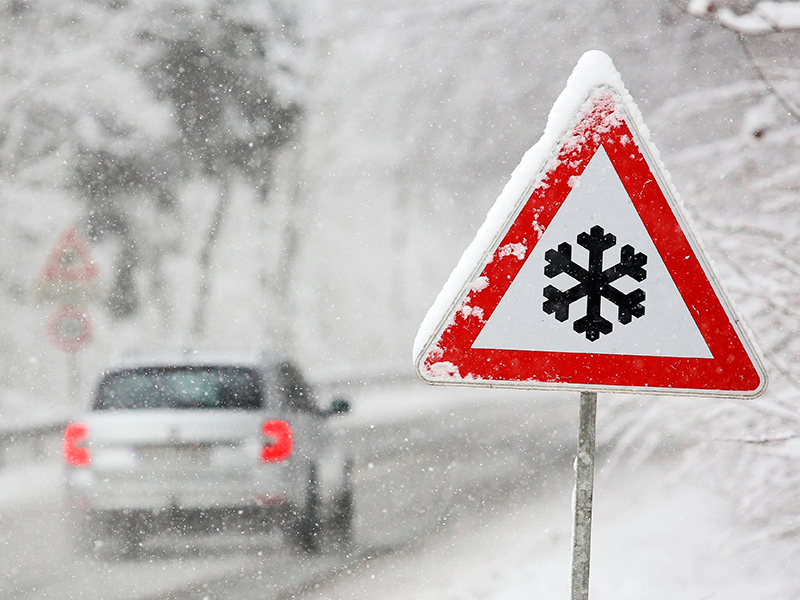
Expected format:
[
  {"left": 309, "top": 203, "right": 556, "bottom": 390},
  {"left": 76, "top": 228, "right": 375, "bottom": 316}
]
[
  {"left": 134, "top": 0, "right": 304, "bottom": 340},
  {"left": 592, "top": 0, "right": 800, "bottom": 565},
  {"left": 0, "top": 0, "right": 181, "bottom": 323},
  {"left": 0, "top": 0, "right": 304, "bottom": 332},
  {"left": 0, "top": 0, "right": 306, "bottom": 412}
]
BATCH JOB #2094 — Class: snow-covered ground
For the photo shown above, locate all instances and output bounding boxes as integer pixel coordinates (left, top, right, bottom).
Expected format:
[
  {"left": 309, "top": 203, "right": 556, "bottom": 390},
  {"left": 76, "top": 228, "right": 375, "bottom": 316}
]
[
  {"left": 302, "top": 452, "right": 797, "bottom": 600},
  {"left": 0, "top": 382, "right": 797, "bottom": 599}
]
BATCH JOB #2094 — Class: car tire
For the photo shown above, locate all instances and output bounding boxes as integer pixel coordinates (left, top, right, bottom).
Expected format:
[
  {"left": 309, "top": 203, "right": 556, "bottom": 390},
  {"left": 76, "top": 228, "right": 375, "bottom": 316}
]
[
  {"left": 289, "top": 464, "right": 321, "bottom": 554},
  {"left": 118, "top": 519, "right": 145, "bottom": 559},
  {"left": 67, "top": 510, "right": 99, "bottom": 556},
  {"left": 329, "top": 460, "right": 354, "bottom": 551},
  {"left": 69, "top": 511, "right": 141, "bottom": 560}
]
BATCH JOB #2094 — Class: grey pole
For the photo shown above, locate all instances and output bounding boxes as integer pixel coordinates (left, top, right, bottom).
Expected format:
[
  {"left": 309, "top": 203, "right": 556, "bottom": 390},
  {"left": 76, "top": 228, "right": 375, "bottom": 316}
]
[
  {"left": 68, "top": 351, "right": 80, "bottom": 405},
  {"left": 570, "top": 390, "right": 597, "bottom": 600}
]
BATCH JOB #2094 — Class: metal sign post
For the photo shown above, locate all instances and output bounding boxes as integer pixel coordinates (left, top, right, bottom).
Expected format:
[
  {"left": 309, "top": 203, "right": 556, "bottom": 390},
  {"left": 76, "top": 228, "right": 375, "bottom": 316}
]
[
  {"left": 68, "top": 351, "right": 81, "bottom": 404},
  {"left": 570, "top": 391, "right": 597, "bottom": 600}
]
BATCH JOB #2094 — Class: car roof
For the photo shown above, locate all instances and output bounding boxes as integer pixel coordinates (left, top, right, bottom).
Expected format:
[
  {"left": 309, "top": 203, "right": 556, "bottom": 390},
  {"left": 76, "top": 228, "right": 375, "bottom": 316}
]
[{"left": 103, "top": 349, "right": 265, "bottom": 373}]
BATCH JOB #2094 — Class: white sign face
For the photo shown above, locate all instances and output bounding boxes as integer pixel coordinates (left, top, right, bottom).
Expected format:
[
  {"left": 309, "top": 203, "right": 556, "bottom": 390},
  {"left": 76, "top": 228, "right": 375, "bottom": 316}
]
[{"left": 473, "top": 148, "right": 712, "bottom": 359}]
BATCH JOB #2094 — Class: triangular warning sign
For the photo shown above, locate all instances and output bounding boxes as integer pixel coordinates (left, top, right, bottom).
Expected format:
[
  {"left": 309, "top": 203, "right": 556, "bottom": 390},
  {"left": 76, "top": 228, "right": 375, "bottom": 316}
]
[
  {"left": 41, "top": 226, "right": 99, "bottom": 284},
  {"left": 414, "top": 51, "right": 766, "bottom": 398}
]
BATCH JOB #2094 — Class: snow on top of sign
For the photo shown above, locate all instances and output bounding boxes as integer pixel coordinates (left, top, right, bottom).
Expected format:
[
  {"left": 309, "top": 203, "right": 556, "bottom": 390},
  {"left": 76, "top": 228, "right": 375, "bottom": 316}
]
[{"left": 413, "top": 50, "right": 674, "bottom": 364}]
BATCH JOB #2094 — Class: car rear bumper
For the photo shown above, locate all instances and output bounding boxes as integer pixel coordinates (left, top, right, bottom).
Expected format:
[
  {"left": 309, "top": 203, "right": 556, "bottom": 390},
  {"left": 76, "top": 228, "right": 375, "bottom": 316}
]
[{"left": 65, "top": 468, "right": 292, "bottom": 512}]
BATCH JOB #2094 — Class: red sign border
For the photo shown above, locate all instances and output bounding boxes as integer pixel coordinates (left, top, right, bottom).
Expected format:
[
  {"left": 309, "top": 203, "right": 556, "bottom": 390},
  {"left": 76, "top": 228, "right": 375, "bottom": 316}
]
[
  {"left": 416, "top": 89, "right": 766, "bottom": 397},
  {"left": 40, "top": 226, "right": 100, "bottom": 284}
]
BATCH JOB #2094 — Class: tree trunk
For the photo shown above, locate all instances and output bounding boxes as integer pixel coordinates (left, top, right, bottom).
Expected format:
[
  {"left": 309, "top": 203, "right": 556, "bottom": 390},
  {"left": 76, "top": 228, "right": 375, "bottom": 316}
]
[
  {"left": 191, "top": 173, "right": 232, "bottom": 342},
  {"left": 269, "top": 145, "right": 304, "bottom": 355}
]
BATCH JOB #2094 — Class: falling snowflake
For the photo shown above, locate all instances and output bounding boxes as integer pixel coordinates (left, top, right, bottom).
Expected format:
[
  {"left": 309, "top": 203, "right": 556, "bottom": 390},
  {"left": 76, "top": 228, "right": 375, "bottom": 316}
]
[{"left": 543, "top": 225, "right": 647, "bottom": 341}]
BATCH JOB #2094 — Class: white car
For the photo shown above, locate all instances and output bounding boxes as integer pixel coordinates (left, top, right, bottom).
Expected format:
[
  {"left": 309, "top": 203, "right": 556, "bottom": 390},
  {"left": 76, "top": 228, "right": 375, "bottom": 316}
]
[{"left": 63, "top": 353, "right": 353, "bottom": 557}]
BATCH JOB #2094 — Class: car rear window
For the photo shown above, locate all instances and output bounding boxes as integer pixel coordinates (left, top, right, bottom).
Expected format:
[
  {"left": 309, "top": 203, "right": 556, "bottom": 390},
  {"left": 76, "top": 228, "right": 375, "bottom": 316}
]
[{"left": 94, "top": 366, "right": 263, "bottom": 411}]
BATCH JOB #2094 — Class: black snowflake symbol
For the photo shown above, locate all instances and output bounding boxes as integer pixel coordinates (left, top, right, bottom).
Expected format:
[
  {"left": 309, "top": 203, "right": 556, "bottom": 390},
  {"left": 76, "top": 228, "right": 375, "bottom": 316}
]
[{"left": 543, "top": 225, "right": 647, "bottom": 341}]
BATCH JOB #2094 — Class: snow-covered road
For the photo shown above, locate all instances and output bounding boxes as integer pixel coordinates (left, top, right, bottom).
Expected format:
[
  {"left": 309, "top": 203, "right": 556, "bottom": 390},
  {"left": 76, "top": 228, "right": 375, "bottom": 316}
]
[
  {"left": 0, "top": 385, "right": 576, "bottom": 599},
  {"left": 1, "top": 384, "right": 795, "bottom": 599},
  {"left": 298, "top": 453, "right": 797, "bottom": 600}
]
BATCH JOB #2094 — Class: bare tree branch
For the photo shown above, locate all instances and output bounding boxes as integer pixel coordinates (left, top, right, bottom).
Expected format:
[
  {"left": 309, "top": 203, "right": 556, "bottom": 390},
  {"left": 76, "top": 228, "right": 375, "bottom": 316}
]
[
  {"left": 713, "top": 433, "right": 800, "bottom": 445},
  {"left": 686, "top": 0, "right": 800, "bottom": 35},
  {"left": 735, "top": 31, "right": 800, "bottom": 123},
  {"left": 675, "top": 0, "right": 800, "bottom": 125}
]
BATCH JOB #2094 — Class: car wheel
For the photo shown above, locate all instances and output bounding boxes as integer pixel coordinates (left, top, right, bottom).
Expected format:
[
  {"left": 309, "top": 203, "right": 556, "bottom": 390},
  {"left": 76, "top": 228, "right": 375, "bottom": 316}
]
[
  {"left": 290, "top": 464, "right": 321, "bottom": 554},
  {"left": 329, "top": 460, "right": 354, "bottom": 551},
  {"left": 67, "top": 510, "right": 99, "bottom": 556},
  {"left": 93, "top": 513, "right": 145, "bottom": 560},
  {"left": 118, "top": 520, "right": 145, "bottom": 558},
  {"left": 69, "top": 511, "right": 142, "bottom": 560}
]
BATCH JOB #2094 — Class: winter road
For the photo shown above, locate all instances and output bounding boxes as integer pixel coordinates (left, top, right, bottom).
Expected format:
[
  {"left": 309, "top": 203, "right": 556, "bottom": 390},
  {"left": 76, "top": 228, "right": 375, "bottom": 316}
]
[{"left": 0, "top": 386, "right": 576, "bottom": 599}]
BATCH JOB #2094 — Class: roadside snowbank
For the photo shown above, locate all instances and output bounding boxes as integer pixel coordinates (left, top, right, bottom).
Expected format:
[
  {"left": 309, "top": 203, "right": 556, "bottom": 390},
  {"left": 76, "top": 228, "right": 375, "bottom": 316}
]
[{"left": 304, "top": 453, "right": 797, "bottom": 599}]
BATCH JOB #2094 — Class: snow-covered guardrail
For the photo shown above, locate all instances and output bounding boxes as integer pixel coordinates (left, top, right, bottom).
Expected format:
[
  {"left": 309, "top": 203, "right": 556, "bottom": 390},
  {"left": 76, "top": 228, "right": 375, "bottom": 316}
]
[{"left": 0, "top": 421, "right": 66, "bottom": 470}]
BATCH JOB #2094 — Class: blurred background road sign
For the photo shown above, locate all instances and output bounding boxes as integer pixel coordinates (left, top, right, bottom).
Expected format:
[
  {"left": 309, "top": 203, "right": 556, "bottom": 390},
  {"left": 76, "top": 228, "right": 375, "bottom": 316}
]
[
  {"left": 36, "top": 226, "right": 100, "bottom": 304},
  {"left": 47, "top": 305, "right": 93, "bottom": 353}
]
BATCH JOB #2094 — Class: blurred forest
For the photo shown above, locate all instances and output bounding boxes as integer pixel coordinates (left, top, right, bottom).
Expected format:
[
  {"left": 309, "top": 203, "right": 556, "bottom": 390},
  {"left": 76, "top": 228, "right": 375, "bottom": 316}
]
[{"left": 1, "top": 0, "right": 800, "bottom": 565}]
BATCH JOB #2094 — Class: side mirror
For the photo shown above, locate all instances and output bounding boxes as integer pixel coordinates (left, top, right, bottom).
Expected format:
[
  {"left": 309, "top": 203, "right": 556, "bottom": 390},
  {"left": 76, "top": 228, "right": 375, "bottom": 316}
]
[{"left": 328, "top": 397, "right": 350, "bottom": 416}]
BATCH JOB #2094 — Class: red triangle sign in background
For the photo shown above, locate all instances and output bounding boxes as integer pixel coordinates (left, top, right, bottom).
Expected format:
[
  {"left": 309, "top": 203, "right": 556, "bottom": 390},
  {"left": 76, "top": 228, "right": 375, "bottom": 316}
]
[
  {"left": 41, "top": 226, "right": 99, "bottom": 284},
  {"left": 414, "top": 51, "right": 766, "bottom": 398}
]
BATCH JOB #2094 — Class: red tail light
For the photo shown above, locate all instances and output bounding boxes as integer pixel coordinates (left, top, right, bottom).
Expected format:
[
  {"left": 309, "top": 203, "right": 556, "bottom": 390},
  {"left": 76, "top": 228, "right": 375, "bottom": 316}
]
[
  {"left": 64, "top": 423, "right": 91, "bottom": 467},
  {"left": 261, "top": 420, "right": 292, "bottom": 462}
]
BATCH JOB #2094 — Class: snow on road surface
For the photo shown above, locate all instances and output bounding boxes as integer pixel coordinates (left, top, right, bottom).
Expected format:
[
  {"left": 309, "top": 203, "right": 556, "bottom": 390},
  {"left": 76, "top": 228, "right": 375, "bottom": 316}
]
[
  {"left": 301, "top": 451, "right": 797, "bottom": 600},
  {"left": 2, "top": 384, "right": 797, "bottom": 599}
]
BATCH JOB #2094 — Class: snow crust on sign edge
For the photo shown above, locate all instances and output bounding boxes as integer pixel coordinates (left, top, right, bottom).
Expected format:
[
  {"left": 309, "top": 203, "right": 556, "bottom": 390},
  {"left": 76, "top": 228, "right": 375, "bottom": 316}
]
[{"left": 413, "top": 50, "right": 666, "bottom": 368}]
